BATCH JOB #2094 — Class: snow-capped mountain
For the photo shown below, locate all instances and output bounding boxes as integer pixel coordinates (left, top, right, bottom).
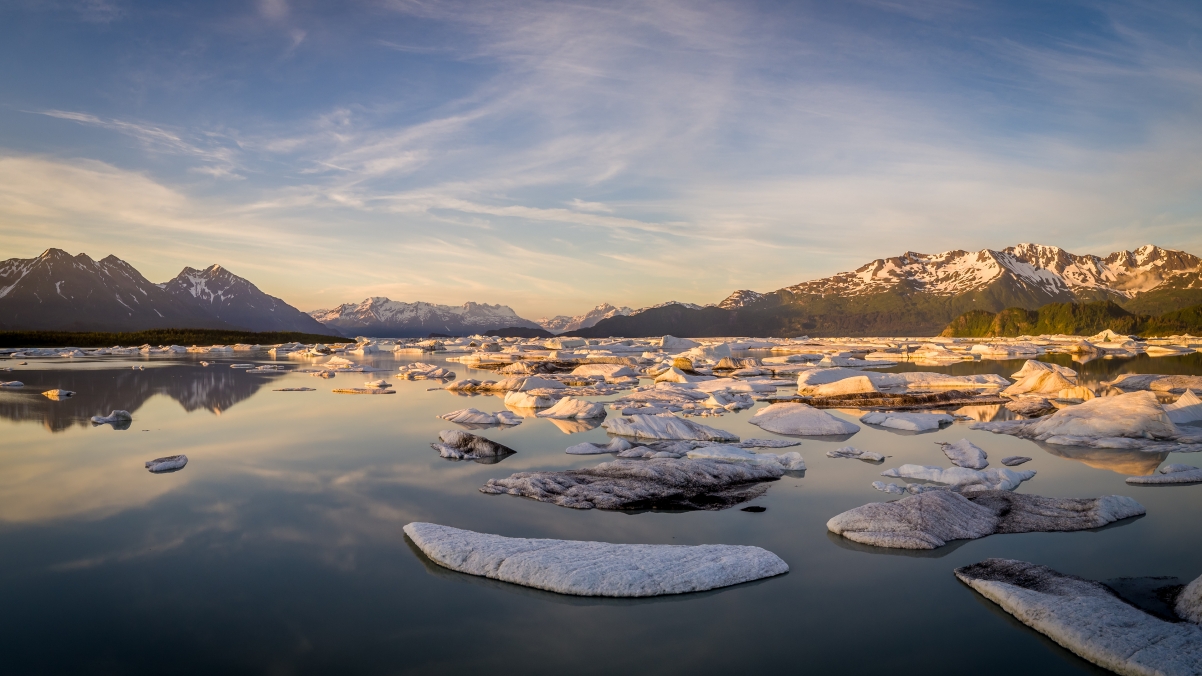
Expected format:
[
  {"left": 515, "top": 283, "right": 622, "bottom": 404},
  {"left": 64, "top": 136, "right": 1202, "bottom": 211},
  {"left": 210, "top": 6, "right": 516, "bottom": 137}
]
[
  {"left": 718, "top": 290, "right": 765, "bottom": 309},
  {"left": 537, "top": 303, "right": 634, "bottom": 334},
  {"left": 310, "top": 298, "right": 542, "bottom": 337},
  {"left": 783, "top": 244, "right": 1201, "bottom": 300},
  {"left": 161, "top": 265, "right": 328, "bottom": 333},
  {"left": 574, "top": 243, "right": 1202, "bottom": 338},
  {"left": 0, "top": 249, "right": 224, "bottom": 331}
]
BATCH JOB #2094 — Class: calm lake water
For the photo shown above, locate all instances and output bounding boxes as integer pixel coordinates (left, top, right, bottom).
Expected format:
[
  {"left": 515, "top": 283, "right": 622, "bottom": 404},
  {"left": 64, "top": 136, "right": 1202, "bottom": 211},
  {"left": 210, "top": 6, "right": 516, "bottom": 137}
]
[{"left": 1, "top": 351, "right": 1200, "bottom": 675}]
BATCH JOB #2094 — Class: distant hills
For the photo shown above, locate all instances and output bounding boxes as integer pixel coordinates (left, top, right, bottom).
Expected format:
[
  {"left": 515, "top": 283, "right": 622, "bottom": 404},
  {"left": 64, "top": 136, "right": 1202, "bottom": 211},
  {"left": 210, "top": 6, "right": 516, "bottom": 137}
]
[
  {"left": 940, "top": 301, "right": 1202, "bottom": 338},
  {"left": 308, "top": 297, "right": 542, "bottom": 338},
  {"left": 568, "top": 244, "right": 1202, "bottom": 337},
  {"left": 0, "top": 249, "right": 334, "bottom": 334}
]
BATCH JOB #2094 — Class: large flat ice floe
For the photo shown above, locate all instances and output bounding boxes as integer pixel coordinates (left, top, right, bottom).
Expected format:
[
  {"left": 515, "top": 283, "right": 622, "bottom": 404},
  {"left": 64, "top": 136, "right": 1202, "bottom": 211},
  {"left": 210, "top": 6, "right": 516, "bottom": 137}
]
[
  {"left": 974, "top": 391, "right": 1202, "bottom": 452},
  {"left": 955, "top": 559, "right": 1202, "bottom": 675},
  {"left": 684, "top": 445, "right": 805, "bottom": 471},
  {"left": 748, "top": 402, "right": 860, "bottom": 436},
  {"left": 145, "top": 455, "right": 187, "bottom": 473},
  {"left": 601, "top": 413, "right": 739, "bottom": 442},
  {"left": 826, "top": 490, "right": 1144, "bottom": 549},
  {"left": 1126, "top": 463, "right": 1202, "bottom": 485},
  {"left": 535, "top": 396, "right": 606, "bottom": 419},
  {"left": 939, "top": 439, "right": 988, "bottom": 469},
  {"left": 404, "top": 522, "right": 788, "bottom": 597},
  {"left": 481, "top": 458, "right": 783, "bottom": 510}
]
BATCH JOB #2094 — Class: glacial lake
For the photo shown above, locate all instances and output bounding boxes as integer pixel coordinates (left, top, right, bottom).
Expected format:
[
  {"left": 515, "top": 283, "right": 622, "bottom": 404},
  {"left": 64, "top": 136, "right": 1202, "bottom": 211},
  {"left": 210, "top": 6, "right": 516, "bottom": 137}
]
[{"left": 2, "top": 351, "right": 1201, "bottom": 675}]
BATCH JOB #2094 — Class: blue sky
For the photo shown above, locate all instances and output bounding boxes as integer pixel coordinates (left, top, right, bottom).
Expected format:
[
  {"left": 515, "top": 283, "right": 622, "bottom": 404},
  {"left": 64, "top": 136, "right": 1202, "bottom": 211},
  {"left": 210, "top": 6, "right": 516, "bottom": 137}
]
[{"left": 1, "top": 0, "right": 1200, "bottom": 318}]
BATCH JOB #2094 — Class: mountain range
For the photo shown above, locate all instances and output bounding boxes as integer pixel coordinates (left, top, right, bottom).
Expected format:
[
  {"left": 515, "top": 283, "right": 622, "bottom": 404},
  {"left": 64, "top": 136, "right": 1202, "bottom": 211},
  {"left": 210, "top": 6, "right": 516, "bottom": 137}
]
[
  {"left": 0, "top": 249, "right": 329, "bottom": 334},
  {"left": 308, "top": 297, "right": 542, "bottom": 338},
  {"left": 567, "top": 244, "right": 1202, "bottom": 337},
  {"left": 4, "top": 243, "right": 1200, "bottom": 338}
]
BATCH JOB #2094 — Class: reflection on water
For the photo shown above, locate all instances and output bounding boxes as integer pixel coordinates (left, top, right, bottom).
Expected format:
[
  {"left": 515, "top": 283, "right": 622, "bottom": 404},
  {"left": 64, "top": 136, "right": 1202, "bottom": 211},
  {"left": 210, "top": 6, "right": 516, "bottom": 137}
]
[
  {"left": 0, "top": 366, "right": 279, "bottom": 431},
  {"left": 954, "top": 404, "right": 1017, "bottom": 422},
  {"left": 2, "top": 353, "right": 1202, "bottom": 675},
  {"left": 1037, "top": 442, "right": 1170, "bottom": 476}
]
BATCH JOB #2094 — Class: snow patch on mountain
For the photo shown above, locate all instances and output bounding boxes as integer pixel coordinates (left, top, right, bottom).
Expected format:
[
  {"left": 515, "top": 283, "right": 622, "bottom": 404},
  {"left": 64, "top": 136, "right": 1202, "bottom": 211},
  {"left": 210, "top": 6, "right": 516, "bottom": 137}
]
[{"left": 310, "top": 298, "right": 541, "bottom": 337}]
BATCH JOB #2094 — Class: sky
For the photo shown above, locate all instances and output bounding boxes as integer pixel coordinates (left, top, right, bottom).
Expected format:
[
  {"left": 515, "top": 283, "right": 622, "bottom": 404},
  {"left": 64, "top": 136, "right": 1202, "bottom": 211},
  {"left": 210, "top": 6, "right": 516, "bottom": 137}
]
[{"left": 1, "top": 0, "right": 1200, "bottom": 319}]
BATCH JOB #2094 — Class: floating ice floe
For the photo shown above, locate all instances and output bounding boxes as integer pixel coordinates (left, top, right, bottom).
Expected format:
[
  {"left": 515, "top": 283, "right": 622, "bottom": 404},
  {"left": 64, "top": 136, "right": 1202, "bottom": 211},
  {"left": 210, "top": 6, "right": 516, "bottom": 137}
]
[
  {"left": 1165, "top": 389, "right": 1202, "bottom": 425},
  {"left": 570, "top": 364, "right": 638, "bottom": 378},
  {"left": 813, "top": 376, "right": 878, "bottom": 396},
  {"left": 970, "top": 343, "right": 1041, "bottom": 359},
  {"left": 1002, "top": 368, "right": 1077, "bottom": 397},
  {"left": 503, "top": 390, "right": 556, "bottom": 408},
  {"left": 439, "top": 408, "right": 524, "bottom": 426},
  {"left": 1000, "top": 456, "right": 1032, "bottom": 466},
  {"left": 654, "top": 367, "right": 715, "bottom": 384},
  {"left": 859, "top": 411, "right": 953, "bottom": 432},
  {"left": 1107, "top": 373, "right": 1202, "bottom": 394},
  {"left": 536, "top": 396, "right": 606, "bottom": 419},
  {"left": 311, "top": 371, "right": 334, "bottom": 379},
  {"left": 684, "top": 445, "right": 805, "bottom": 471},
  {"left": 827, "top": 447, "right": 885, "bottom": 462},
  {"left": 145, "top": 455, "right": 187, "bottom": 473},
  {"left": 494, "top": 376, "right": 567, "bottom": 392},
  {"left": 938, "top": 439, "right": 988, "bottom": 469},
  {"left": 1009, "top": 360, "right": 1077, "bottom": 382},
  {"left": 601, "top": 413, "right": 739, "bottom": 442},
  {"left": 332, "top": 387, "right": 396, "bottom": 394},
  {"left": 90, "top": 410, "right": 132, "bottom": 424},
  {"left": 879, "top": 464, "right": 1035, "bottom": 492},
  {"left": 954, "top": 559, "right": 1202, "bottom": 675},
  {"left": 481, "top": 458, "right": 783, "bottom": 510},
  {"left": 565, "top": 438, "right": 636, "bottom": 455},
  {"left": 826, "top": 490, "right": 1144, "bottom": 550},
  {"left": 1005, "top": 396, "right": 1055, "bottom": 417},
  {"left": 1126, "top": 463, "right": 1202, "bottom": 485},
  {"left": 0, "top": 381, "right": 22, "bottom": 388},
  {"left": 273, "top": 387, "right": 316, "bottom": 392},
  {"left": 431, "top": 430, "right": 516, "bottom": 461},
  {"left": 797, "top": 369, "right": 1008, "bottom": 393},
  {"left": 42, "top": 389, "right": 75, "bottom": 400},
  {"left": 398, "top": 363, "right": 455, "bottom": 380},
  {"left": 404, "top": 522, "right": 788, "bottom": 597},
  {"left": 749, "top": 402, "right": 860, "bottom": 436},
  {"left": 973, "top": 391, "right": 1202, "bottom": 451}
]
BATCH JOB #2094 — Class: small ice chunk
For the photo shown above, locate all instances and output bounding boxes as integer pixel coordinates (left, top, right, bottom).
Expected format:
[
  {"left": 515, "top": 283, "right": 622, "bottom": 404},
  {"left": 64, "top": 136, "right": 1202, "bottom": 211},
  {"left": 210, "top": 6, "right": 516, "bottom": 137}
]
[
  {"left": 872, "top": 481, "right": 906, "bottom": 494},
  {"left": 938, "top": 439, "right": 988, "bottom": 469},
  {"left": 1000, "top": 456, "right": 1032, "bottom": 466},
  {"left": 438, "top": 408, "right": 524, "bottom": 426},
  {"left": 91, "top": 410, "right": 132, "bottom": 424},
  {"left": 431, "top": 429, "right": 516, "bottom": 460},
  {"left": 880, "top": 464, "right": 1035, "bottom": 492},
  {"left": 565, "top": 438, "right": 635, "bottom": 455},
  {"left": 828, "top": 446, "right": 885, "bottom": 462},
  {"left": 0, "top": 381, "right": 23, "bottom": 388},
  {"left": 145, "top": 455, "right": 187, "bottom": 473},
  {"left": 536, "top": 397, "right": 607, "bottom": 419},
  {"left": 273, "top": 387, "right": 316, "bottom": 391},
  {"left": 860, "top": 411, "right": 952, "bottom": 432},
  {"left": 41, "top": 389, "right": 75, "bottom": 400}
]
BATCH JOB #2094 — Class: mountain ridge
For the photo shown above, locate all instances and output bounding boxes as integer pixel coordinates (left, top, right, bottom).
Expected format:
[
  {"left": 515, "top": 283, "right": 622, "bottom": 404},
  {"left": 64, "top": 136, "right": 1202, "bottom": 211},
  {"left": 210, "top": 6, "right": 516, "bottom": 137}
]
[{"left": 309, "top": 297, "right": 542, "bottom": 338}]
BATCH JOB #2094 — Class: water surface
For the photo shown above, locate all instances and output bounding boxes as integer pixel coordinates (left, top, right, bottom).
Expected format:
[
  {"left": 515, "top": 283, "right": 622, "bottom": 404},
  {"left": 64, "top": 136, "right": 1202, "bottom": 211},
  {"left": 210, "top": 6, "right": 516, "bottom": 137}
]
[{"left": 1, "top": 352, "right": 1200, "bottom": 674}]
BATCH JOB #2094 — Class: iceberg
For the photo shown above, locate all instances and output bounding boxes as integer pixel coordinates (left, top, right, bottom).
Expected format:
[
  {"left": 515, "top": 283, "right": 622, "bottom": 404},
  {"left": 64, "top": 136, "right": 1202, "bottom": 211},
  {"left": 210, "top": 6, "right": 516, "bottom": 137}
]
[
  {"left": 536, "top": 397, "right": 607, "bottom": 419},
  {"left": 1165, "top": 389, "right": 1202, "bottom": 425},
  {"left": 431, "top": 430, "right": 516, "bottom": 460},
  {"left": 749, "top": 403, "right": 860, "bottom": 436},
  {"left": 827, "top": 490, "right": 1144, "bottom": 550},
  {"left": 403, "top": 522, "right": 788, "bottom": 597},
  {"left": 481, "top": 458, "right": 783, "bottom": 510},
  {"left": 503, "top": 390, "right": 556, "bottom": 409},
  {"left": 955, "top": 559, "right": 1202, "bottom": 675},
  {"left": 601, "top": 414, "right": 739, "bottom": 442}
]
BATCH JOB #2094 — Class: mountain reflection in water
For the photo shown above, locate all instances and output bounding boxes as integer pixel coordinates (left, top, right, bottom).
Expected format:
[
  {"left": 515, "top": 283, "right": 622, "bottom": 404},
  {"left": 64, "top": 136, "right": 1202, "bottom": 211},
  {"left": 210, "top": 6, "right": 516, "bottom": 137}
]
[{"left": 0, "top": 366, "right": 280, "bottom": 432}]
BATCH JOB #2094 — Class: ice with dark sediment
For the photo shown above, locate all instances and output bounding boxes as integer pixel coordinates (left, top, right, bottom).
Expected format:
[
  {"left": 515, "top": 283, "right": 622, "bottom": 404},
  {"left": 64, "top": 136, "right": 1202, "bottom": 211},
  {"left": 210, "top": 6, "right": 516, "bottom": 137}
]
[
  {"left": 749, "top": 402, "right": 860, "bottom": 436},
  {"left": 1126, "top": 463, "right": 1202, "bottom": 485},
  {"left": 1005, "top": 396, "right": 1056, "bottom": 417},
  {"left": 403, "top": 522, "right": 788, "bottom": 597},
  {"left": 828, "top": 447, "right": 885, "bottom": 462},
  {"left": 860, "top": 411, "right": 953, "bottom": 432},
  {"left": 480, "top": 458, "right": 784, "bottom": 510},
  {"left": 432, "top": 430, "right": 516, "bottom": 461},
  {"left": 1000, "top": 456, "right": 1032, "bottom": 466},
  {"left": 938, "top": 439, "right": 988, "bottom": 469},
  {"left": 827, "top": 490, "right": 1145, "bottom": 549},
  {"left": 438, "top": 408, "right": 524, "bottom": 426},
  {"left": 146, "top": 455, "right": 188, "bottom": 473},
  {"left": 90, "top": 410, "right": 132, "bottom": 424},
  {"left": 974, "top": 391, "right": 1202, "bottom": 452},
  {"left": 955, "top": 559, "right": 1202, "bottom": 675},
  {"left": 601, "top": 413, "right": 739, "bottom": 442}
]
